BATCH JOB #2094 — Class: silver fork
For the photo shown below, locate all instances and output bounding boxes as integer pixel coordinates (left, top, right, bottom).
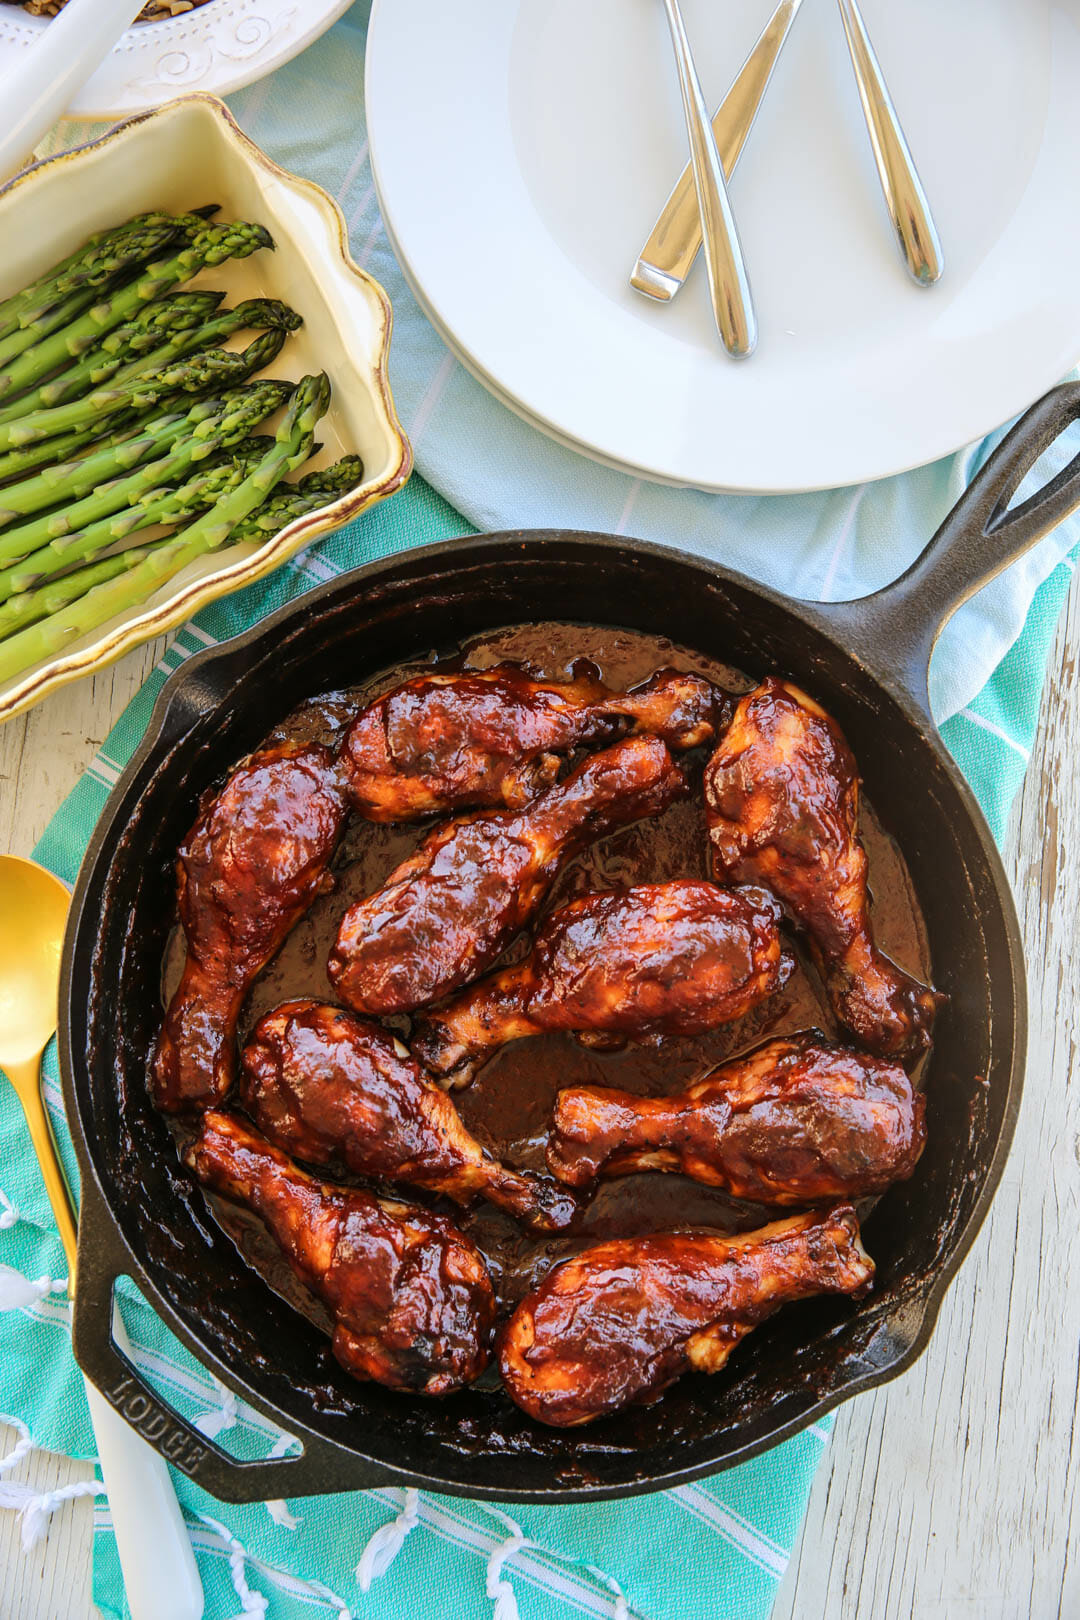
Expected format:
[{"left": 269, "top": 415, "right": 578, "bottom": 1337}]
[{"left": 658, "top": 0, "right": 757, "bottom": 356}]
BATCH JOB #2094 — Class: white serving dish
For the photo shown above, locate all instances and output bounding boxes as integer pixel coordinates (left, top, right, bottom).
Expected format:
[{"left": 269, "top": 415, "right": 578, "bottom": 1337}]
[{"left": 0, "top": 93, "right": 412, "bottom": 724}]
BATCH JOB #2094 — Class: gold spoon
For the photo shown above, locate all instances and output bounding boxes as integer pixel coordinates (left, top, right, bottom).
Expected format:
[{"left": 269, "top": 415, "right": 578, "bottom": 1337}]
[
  {"left": 0, "top": 853, "right": 203, "bottom": 1620},
  {"left": 0, "top": 854, "right": 78, "bottom": 1271}
]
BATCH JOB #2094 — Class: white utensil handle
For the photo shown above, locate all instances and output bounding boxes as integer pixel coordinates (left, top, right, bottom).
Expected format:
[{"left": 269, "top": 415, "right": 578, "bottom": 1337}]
[
  {"left": 84, "top": 1378, "right": 204, "bottom": 1620},
  {"left": 0, "top": 0, "right": 146, "bottom": 181}
]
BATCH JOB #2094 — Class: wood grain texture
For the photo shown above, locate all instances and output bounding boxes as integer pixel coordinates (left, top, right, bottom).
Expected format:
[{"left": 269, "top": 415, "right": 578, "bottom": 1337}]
[
  {"left": 1, "top": 581, "right": 1078, "bottom": 1619},
  {"left": 0, "top": 1426, "right": 97, "bottom": 1620}
]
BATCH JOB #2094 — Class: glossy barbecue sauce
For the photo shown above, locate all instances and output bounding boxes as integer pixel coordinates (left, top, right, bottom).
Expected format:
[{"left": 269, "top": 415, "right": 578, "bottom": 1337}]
[{"left": 163, "top": 623, "right": 933, "bottom": 1338}]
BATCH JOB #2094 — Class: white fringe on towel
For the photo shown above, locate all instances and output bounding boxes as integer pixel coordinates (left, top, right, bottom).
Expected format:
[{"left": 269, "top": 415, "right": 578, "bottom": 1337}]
[
  {"left": 265, "top": 1430, "right": 301, "bottom": 1531},
  {"left": 199, "top": 1514, "right": 269, "bottom": 1617},
  {"left": 587, "top": 1563, "right": 630, "bottom": 1620},
  {"left": 0, "top": 1476, "right": 104, "bottom": 1550},
  {"left": 194, "top": 1377, "right": 239, "bottom": 1441},
  {"left": 0, "top": 1413, "right": 34, "bottom": 1475},
  {"left": 0, "top": 1412, "right": 105, "bottom": 1548},
  {"left": 199, "top": 1511, "right": 353, "bottom": 1619},
  {"left": 0, "top": 1264, "right": 68, "bottom": 1311},
  {"left": 356, "top": 1487, "right": 420, "bottom": 1590},
  {"left": 485, "top": 1507, "right": 533, "bottom": 1620}
]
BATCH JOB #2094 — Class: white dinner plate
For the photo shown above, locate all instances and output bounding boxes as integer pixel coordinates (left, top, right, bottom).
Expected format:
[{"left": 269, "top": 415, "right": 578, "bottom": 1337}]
[
  {"left": 367, "top": 0, "right": 1080, "bottom": 493},
  {"left": 0, "top": 0, "right": 352, "bottom": 119}
]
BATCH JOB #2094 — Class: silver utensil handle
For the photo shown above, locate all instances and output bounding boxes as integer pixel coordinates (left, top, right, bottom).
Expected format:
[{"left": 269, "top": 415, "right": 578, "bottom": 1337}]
[
  {"left": 836, "top": 0, "right": 943, "bottom": 286},
  {"left": 659, "top": 0, "right": 757, "bottom": 356},
  {"left": 632, "top": 0, "right": 803, "bottom": 302}
]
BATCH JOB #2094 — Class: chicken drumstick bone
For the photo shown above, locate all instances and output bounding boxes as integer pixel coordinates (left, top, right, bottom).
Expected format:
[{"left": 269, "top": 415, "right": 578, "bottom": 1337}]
[
  {"left": 329, "top": 735, "right": 688, "bottom": 1016},
  {"left": 241, "top": 1001, "right": 579, "bottom": 1231},
  {"left": 184, "top": 1110, "right": 495, "bottom": 1395},
  {"left": 547, "top": 1031, "right": 926, "bottom": 1201},
  {"left": 413, "top": 879, "right": 791, "bottom": 1087},
  {"left": 342, "top": 662, "right": 722, "bottom": 820}
]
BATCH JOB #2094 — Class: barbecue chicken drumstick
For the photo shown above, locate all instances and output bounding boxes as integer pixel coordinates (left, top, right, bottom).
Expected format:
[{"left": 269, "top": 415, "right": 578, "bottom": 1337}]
[
  {"left": 185, "top": 1111, "right": 495, "bottom": 1394},
  {"left": 499, "top": 1205, "right": 873, "bottom": 1426},
  {"left": 547, "top": 1031, "right": 926, "bottom": 1200},
  {"left": 413, "top": 880, "right": 790, "bottom": 1087},
  {"left": 704, "top": 678, "right": 941, "bottom": 1057},
  {"left": 240, "top": 1001, "right": 579, "bottom": 1231},
  {"left": 342, "top": 662, "right": 722, "bottom": 820},
  {"left": 152, "top": 741, "right": 348, "bottom": 1113},
  {"left": 328, "top": 735, "right": 687, "bottom": 1016}
]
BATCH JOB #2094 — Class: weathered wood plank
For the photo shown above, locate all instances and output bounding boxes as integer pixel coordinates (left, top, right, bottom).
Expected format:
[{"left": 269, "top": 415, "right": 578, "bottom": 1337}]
[{"left": 0, "top": 1420, "right": 97, "bottom": 1620}]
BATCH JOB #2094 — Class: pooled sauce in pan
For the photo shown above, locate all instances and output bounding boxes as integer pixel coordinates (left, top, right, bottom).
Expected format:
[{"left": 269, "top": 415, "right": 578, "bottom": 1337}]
[{"left": 162, "top": 623, "right": 932, "bottom": 1342}]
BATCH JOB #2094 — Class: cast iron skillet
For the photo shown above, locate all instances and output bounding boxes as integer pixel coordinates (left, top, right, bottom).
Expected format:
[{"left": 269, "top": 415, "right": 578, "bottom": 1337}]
[{"left": 59, "top": 383, "right": 1080, "bottom": 1504}]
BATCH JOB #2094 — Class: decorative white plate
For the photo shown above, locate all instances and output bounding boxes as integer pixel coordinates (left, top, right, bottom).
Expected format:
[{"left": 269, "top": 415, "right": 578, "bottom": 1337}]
[
  {"left": 0, "top": 0, "right": 352, "bottom": 119},
  {"left": 367, "top": 0, "right": 1080, "bottom": 494}
]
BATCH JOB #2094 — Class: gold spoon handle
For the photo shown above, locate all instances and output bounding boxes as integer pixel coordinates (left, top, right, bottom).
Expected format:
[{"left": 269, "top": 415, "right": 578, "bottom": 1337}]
[{"left": 4, "top": 1054, "right": 78, "bottom": 1285}]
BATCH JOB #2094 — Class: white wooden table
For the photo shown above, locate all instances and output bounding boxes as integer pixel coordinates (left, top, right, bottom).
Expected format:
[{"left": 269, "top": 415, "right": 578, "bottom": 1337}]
[{"left": 2, "top": 584, "right": 1078, "bottom": 1620}]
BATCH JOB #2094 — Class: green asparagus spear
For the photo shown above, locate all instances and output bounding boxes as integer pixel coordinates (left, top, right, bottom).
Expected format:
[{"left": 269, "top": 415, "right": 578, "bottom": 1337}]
[
  {"left": 106, "top": 296, "right": 296, "bottom": 383},
  {"left": 0, "top": 550, "right": 151, "bottom": 641},
  {"left": 0, "top": 221, "right": 185, "bottom": 371},
  {"left": 0, "top": 289, "right": 103, "bottom": 372},
  {"left": 0, "top": 222, "right": 130, "bottom": 341},
  {"left": 105, "top": 290, "right": 227, "bottom": 354},
  {"left": 0, "top": 297, "right": 225, "bottom": 475},
  {"left": 0, "top": 413, "right": 191, "bottom": 520},
  {"left": 0, "top": 370, "right": 289, "bottom": 526},
  {"left": 0, "top": 327, "right": 287, "bottom": 452},
  {"left": 0, "top": 447, "right": 358, "bottom": 603},
  {"left": 0, "top": 443, "right": 272, "bottom": 602},
  {"left": 0, "top": 220, "right": 274, "bottom": 401},
  {"left": 0, "top": 212, "right": 210, "bottom": 341},
  {"left": 0, "top": 298, "right": 230, "bottom": 481},
  {"left": 230, "top": 454, "right": 364, "bottom": 541},
  {"left": 107, "top": 298, "right": 297, "bottom": 383},
  {"left": 0, "top": 414, "right": 145, "bottom": 488},
  {"left": 0, "top": 380, "right": 293, "bottom": 564},
  {"left": 0, "top": 375, "right": 329, "bottom": 687},
  {"left": 0, "top": 292, "right": 227, "bottom": 422},
  {"left": 0, "top": 446, "right": 355, "bottom": 603},
  {"left": 11, "top": 219, "right": 207, "bottom": 335}
]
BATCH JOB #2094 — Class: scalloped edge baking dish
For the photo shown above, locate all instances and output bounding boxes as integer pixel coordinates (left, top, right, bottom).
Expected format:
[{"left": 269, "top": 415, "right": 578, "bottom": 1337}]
[{"left": 0, "top": 94, "right": 412, "bottom": 724}]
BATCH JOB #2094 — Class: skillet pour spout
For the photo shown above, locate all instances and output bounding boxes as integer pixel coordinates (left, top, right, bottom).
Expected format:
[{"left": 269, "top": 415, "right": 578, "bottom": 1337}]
[{"left": 59, "top": 381, "right": 1080, "bottom": 1502}]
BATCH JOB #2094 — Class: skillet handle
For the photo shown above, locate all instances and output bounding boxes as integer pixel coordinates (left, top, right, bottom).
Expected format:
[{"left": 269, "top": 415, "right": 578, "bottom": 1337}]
[
  {"left": 824, "top": 380, "right": 1080, "bottom": 714},
  {"left": 72, "top": 1174, "right": 397, "bottom": 1503}
]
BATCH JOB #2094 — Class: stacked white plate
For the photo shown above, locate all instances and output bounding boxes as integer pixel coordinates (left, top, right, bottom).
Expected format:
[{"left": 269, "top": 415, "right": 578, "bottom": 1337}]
[{"left": 366, "top": 0, "right": 1080, "bottom": 494}]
